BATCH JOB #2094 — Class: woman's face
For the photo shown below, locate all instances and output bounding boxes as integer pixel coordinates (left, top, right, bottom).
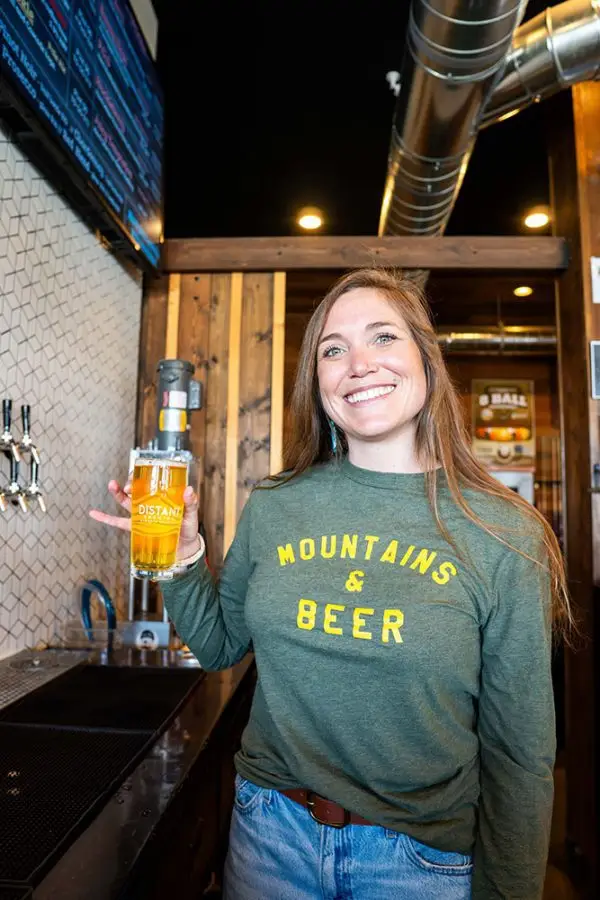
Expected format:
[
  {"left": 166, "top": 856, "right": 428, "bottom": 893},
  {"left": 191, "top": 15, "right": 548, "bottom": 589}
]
[{"left": 317, "top": 288, "right": 428, "bottom": 447}]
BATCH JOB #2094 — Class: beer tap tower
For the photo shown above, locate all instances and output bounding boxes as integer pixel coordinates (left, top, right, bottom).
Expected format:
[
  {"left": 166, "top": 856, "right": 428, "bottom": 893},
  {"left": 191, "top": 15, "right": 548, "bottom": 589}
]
[
  {"left": 1, "top": 400, "right": 45, "bottom": 514},
  {"left": 123, "top": 359, "right": 203, "bottom": 651}
]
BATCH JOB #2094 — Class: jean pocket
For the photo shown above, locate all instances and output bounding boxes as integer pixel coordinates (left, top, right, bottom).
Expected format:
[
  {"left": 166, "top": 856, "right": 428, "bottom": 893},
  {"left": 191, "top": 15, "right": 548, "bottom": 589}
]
[
  {"left": 233, "top": 774, "right": 266, "bottom": 815},
  {"left": 403, "top": 834, "right": 473, "bottom": 875}
]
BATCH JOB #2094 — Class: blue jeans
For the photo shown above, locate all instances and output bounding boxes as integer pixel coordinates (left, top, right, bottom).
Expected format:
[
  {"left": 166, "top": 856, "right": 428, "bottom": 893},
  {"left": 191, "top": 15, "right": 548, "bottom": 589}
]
[{"left": 224, "top": 775, "right": 473, "bottom": 899}]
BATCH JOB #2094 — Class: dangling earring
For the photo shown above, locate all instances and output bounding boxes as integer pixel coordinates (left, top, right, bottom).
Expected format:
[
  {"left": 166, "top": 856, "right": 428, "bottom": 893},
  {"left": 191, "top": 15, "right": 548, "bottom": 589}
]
[{"left": 329, "top": 419, "right": 338, "bottom": 454}]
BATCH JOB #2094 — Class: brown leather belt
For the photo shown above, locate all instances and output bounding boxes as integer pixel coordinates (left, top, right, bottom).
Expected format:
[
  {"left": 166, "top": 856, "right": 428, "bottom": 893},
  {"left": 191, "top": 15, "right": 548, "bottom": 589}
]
[{"left": 280, "top": 788, "right": 373, "bottom": 828}]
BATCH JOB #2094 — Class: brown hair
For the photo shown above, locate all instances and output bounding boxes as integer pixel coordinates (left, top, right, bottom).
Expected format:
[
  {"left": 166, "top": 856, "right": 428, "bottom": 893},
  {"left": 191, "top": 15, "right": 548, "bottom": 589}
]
[{"left": 282, "top": 268, "right": 573, "bottom": 640}]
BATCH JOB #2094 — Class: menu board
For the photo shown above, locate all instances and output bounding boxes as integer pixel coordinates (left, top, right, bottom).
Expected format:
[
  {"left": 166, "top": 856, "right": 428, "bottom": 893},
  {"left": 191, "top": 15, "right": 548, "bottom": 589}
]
[
  {"left": 0, "top": 0, "right": 163, "bottom": 267},
  {"left": 471, "top": 379, "right": 535, "bottom": 468}
]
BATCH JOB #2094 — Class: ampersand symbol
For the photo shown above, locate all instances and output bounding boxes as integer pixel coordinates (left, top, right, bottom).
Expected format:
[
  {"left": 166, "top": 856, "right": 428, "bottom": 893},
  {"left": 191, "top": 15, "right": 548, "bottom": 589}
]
[{"left": 345, "top": 570, "right": 365, "bottom": 592}]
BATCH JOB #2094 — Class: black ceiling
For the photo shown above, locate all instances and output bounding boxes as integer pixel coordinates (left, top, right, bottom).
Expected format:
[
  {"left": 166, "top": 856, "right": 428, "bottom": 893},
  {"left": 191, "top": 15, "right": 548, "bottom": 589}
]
[{"left": 153, "top": 0, "right": 559, "bottom": 240}]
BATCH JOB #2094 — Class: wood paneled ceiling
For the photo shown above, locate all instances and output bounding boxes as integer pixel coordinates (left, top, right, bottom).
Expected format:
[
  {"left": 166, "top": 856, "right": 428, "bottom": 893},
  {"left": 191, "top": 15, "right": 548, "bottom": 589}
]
[{"left": 285, "top": 270, "right": 556, "bottom": 328}]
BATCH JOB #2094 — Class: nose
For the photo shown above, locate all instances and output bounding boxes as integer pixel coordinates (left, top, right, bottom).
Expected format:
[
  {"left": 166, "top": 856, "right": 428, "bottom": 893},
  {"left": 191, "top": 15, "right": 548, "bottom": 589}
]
[{"left": 348, "top": 346, "right": 377, "bottom": 378}]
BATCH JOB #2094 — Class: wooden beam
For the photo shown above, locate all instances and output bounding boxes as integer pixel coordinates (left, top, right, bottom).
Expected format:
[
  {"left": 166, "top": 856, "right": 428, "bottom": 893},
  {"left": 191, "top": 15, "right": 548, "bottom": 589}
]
[
  {"left": 270, "top": 272, "right": 286, "bottom": 475},
  {"left": 223, "top": 273, "right": 243, "bottom": 555},
  {"left": 548, "top": 87, "right": 598, "bottom": 893},
  {"left": 136, "top": 273, "right": 169, "bottom": 448},
  {"left": 165, "top": 273, "right": 181, "bottom": 358},
  {"left": 237, "top": 274, "right": 273, "bottom": 519},
  {"left": 178, "top": 274, "right": 212, "bottom": 505},
  {"left": 203, "top": 275, "right": 231, "bottom": 570},
  {"left": 163, "top": 236, "right": 569, "bottom": 273}
]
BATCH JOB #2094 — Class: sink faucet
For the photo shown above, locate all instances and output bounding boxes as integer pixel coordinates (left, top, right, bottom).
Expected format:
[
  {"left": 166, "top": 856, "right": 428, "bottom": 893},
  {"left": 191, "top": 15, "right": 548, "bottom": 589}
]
[
  {"left": 1, "top": 400, "right": 21, "bottom": 462},
  {"left": 19, "top": 404, "right": 40, "bottom": 465},
  {"left": 25, "top": 458, "right": 46, "bottom": 513},
  {"left": 81, "top": 580, "right": 117, "bottom": 653},
  {"left": 6, "top": 456, "right": 28, "bottom": 512}
]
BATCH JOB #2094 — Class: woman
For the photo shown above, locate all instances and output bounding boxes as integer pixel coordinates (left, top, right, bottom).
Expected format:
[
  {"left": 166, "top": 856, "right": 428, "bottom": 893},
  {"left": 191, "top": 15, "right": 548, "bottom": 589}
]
[{"left": 91, "top": 268, "right": 571, "bottom": 900}]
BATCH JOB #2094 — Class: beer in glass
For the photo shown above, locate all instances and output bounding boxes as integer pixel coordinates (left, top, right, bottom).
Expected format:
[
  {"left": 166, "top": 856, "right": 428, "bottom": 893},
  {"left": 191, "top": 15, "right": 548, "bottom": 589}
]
[{"left": 130, "top": 453, "right": 187, "bottom": 579}]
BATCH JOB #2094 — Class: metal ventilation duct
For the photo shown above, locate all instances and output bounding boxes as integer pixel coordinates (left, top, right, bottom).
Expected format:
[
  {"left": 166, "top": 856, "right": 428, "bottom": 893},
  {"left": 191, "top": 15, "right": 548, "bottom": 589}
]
[
  {"left": 437, "top": 325, "right": 557, "bottom": 354},
  {"left": 379, "top": 1, "right": 528, "bottom": 236},
  {"left": 480, "top": 0, "right": 600, "bottom": 128}
]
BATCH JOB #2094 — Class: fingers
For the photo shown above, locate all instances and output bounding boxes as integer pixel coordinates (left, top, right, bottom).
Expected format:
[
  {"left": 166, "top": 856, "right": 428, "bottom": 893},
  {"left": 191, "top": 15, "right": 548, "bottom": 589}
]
[
  {"left": 183, "top": 485, "right": 197, "bottom": 507},
  {"left": 88, "top": 509, "right": 132, "bottom": 532},
  {"left": 180, "top": 486, "right": 200, "bottom": 543},
  {"left": 89, "top": 481, "right": 196, "bottom": 539},
  {"left": 108, "top": 479, "right": 132, "bottom": 513}
]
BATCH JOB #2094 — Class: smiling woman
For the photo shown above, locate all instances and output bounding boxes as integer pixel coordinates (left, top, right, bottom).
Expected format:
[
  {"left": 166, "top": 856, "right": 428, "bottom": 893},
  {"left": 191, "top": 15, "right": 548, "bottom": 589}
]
[
  {"left": 316, "top": 289, "right": 428, "bottom": 469},
  {"left": 93, "top": 267, "right": 572, "bottom": 900}
]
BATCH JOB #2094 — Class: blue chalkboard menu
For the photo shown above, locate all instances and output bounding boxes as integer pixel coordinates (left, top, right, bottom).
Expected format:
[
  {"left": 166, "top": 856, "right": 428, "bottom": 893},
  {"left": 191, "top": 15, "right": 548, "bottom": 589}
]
[{"left": 0, "top": 0, "right": 164, "bottom": 267}]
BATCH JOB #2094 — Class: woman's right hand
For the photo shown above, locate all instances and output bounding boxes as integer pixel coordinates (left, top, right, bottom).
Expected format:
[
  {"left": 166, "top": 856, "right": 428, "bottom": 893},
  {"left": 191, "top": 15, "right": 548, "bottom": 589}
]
[{"left": 89, "top": 481, "right": 203, "bottom": 560}]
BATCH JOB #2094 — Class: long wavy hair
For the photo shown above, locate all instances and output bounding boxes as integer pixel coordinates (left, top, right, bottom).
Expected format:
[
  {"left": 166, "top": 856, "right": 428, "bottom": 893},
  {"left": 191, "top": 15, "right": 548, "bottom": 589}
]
[{"left": 282, "top": 268, "right": 573, "bottom": 640}]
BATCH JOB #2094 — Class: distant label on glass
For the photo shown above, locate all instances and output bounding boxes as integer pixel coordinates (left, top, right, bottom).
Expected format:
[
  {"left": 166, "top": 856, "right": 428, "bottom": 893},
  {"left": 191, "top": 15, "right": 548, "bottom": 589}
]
[
  {"left": 135, "top": 499, "right": 183, "bottom": 531},
  {"left": 471, "top": 379, "right": 535, "bottom": 468},
  {"left": 159, "top": 408, "right": 187, "bottom": 432}
]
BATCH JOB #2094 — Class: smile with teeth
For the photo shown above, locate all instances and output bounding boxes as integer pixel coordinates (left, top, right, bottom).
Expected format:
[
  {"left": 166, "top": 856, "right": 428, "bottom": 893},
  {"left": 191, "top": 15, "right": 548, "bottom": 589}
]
[{"left": 345, "top": 384, "right": 396, "bottom": 405}]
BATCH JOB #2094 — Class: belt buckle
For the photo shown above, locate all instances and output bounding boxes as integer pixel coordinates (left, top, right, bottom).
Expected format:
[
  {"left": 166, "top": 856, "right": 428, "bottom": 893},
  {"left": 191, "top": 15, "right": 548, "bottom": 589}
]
[{"left": 306, "top": 791, "right": 350, "bottom": 828}]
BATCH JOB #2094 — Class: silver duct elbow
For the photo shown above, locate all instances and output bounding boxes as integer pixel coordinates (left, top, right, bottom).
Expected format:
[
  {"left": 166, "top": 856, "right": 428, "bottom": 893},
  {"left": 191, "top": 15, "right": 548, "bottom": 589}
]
[
  {"left": 379, "top": 0, "right": 528, "bottom": 237},
  {"left": 481, "top": 0, "right": 600, "bottom": 129}
]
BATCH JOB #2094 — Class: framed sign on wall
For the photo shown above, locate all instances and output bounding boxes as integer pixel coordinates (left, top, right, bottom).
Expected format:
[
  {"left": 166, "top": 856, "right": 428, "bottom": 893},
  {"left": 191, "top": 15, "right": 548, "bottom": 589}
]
[{"left": 471, "top": 379, "right": 535, "bottom": 469}]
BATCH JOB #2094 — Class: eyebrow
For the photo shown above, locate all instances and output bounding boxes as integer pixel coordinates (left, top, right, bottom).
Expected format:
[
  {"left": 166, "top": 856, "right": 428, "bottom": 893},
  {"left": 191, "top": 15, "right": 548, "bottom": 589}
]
[{"left": 319, "top": 321, "right": 404, "bottom": 344}]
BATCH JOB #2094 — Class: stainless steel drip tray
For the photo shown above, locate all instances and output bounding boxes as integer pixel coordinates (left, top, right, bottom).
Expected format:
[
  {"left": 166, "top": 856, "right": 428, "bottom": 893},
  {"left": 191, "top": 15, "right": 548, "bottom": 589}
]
[
  {"left": 0, "top": 650, "right": 88, "bottom": 714},
  {"left": 0, "top": 654, "right": 205, "bottom": 888},
  {"left": 0, "top": 722, "right": 153, "bottom": 886},
  {"left": 0, "top": 662, "right": 204, "bottom": 732},
  {"left": 0, "top": 886, "right": 33, "bottom": 899}
]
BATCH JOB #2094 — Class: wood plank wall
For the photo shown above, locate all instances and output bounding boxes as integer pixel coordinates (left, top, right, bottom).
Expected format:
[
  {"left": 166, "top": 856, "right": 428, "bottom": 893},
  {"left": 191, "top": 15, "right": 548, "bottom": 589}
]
[
  {"left": 548, "top": 86, "right": 599, "bottom": 890},
  {"left": 136, "top": 273, "right": 170, "bottom": 449},
  {"left": 137, "top": 271, "right": 286, "bottom": 570}
]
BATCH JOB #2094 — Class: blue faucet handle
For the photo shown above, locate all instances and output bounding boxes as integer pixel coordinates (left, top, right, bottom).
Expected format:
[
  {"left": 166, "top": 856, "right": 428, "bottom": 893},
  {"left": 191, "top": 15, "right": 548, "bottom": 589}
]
[{"left": 80, "top": 579, "right": 117, "bottom": 640}]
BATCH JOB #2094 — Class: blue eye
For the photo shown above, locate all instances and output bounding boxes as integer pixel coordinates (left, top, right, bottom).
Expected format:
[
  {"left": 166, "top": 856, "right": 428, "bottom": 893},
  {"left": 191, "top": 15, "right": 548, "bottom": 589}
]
[
  {"left": 375, "top": 332, "right": 398, "bottom": 345},
  {"left": 322, "top": 345, "right": 343, "bottom": 358}
]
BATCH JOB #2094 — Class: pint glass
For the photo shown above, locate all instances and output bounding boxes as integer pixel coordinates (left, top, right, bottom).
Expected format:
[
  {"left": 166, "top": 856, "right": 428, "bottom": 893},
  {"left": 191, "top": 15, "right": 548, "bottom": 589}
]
[{"left": 130, "top": 452, "right": 188, "bottom": 580}]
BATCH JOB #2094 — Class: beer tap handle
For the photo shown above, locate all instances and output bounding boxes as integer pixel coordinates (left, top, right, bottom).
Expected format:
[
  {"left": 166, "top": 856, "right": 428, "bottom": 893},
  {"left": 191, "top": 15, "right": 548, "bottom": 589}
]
[
  {"left": 3, "top": 399, "right": 21, "bottom": 462},
  {"left": 8, "top": 456, "right": 27, "bottom": 511},
  {"left": 28, "top": 458, "right": 46, "bottom": 512},
  {"left": 21, "top": 403, "right": 30, "bottom": 437},
  {"left": 21, "top": 404, "right": 40, "bottom": 463}
]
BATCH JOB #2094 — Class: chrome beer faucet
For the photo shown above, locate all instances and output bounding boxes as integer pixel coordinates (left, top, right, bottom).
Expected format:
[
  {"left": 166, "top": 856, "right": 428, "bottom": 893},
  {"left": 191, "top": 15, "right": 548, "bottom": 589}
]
[
  {"left": 19, "top": 404, "right": 40, "bottom": 465},
  {"left": 6, "top": 456, "right": 28, "bottom": 512},
  {"left": 0, "top": 400, "right": 21, "bottom": 462},
  {"left": 25, "top": 458, "right": 46, "bottom": 513}
]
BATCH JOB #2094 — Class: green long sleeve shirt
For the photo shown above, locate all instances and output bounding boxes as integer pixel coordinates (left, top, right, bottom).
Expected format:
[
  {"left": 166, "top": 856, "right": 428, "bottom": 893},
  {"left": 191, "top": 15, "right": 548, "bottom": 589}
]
[{"left": 161, "top": 458, "right": 555, "bottom": 899}]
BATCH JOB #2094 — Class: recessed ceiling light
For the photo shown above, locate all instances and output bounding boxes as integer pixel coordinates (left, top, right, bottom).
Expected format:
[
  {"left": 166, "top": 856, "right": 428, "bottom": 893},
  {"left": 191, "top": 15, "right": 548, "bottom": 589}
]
[
  {"left": 297, "top": 206, "right": 324, "bottom": 230},
  {"left": 514, "top": 285, "right": 533, "bottom": 297},
  {"left": 524, "top": 208, "right": 550, "bottom": 229}
]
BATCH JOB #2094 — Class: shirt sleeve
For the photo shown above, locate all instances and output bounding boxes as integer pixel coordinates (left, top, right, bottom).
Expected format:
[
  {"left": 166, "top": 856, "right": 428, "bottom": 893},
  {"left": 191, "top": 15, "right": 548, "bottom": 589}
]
[
  {"left": 472, "top": 537, "right": 556, "bottom": 900},
  {"left": 159, "top": 494, "right": 255, "bottom": 671}
]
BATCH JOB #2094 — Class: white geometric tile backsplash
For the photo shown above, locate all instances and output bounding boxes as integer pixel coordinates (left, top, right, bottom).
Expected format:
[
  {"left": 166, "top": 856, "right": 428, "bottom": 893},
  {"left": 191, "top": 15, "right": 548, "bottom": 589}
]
[{"left": 0, "top": 122, "right": 142, "bottom": 659}]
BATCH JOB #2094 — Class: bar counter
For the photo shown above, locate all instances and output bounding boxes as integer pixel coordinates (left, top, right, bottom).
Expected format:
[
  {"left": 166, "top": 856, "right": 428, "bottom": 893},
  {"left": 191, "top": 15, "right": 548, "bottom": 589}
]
[{"left": 30, "top": 651, "right": 256, "bottom": 900}]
